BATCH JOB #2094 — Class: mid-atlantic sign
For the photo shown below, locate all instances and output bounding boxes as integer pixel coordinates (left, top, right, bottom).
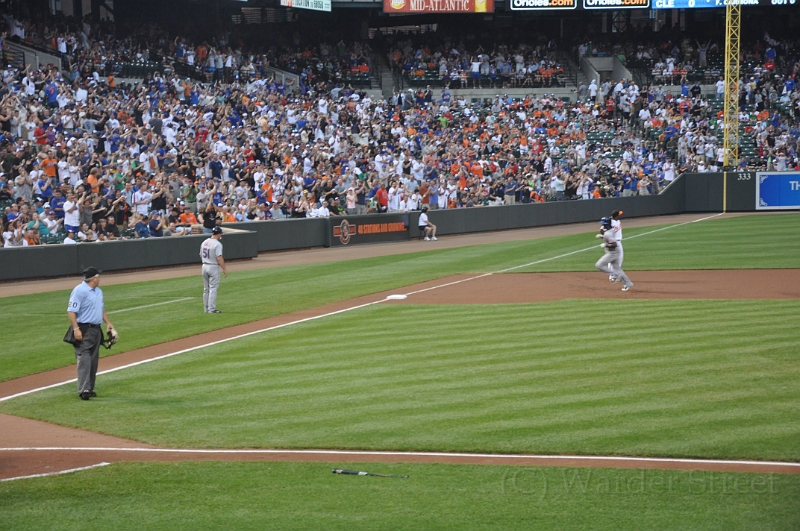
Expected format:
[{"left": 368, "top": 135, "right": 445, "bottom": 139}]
[
  {"left": 329, "top": 214, "right": 411, "bottom": 247},
  {"left": 383, "top": 0, "right": 495, "bottom": 13},
  {"left": 756, "top": 172, "right": 800, "bottom": 210}
]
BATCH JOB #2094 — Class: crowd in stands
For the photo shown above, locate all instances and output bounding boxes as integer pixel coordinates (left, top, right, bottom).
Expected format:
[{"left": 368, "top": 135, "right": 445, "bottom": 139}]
[
  {"left": 575, "top": 34, "right": 800, "bottom": 170},
  {"left": 1, "top": 12, "right": 799, "bottom": 248},
  {"left": 388, "top": 38, "right": 568, "bottom": 89},
  {"left": 5, "top": 13, "right": 372, "bottom": 91}
]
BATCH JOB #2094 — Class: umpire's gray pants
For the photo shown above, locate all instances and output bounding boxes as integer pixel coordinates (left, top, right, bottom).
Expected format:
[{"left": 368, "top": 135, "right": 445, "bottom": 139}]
[
  {"left": 202, "top": 264, "right": 221, "bottom": 312},
  {"left": 74, "top": 327, "right": 102, "bottom": 393},
  {"left": 596, "top": 251, "right": 633, "bottom": 288}
]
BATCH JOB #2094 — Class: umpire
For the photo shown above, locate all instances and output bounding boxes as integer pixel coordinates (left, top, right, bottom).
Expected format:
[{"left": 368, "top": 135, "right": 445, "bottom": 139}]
[
  {"left": 67, "top": 267, "right": 115, "bottom": 400},
  {"left": 200, "top": 226, "right": 228, "bottom": 313}
]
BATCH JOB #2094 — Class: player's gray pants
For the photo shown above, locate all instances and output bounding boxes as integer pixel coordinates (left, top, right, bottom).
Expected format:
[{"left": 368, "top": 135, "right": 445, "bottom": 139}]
[
  {"left": 202, "top": 264, "right": 221, "bottom": 311},
  {"left": 607, "top": 242, "right": 624, "bottom": 275},
  {"left": 74, "top": 326, "right": 101, "bottom": 393},
  {"left": 596, "top": 251, "right": 633, "bottom": 288}
]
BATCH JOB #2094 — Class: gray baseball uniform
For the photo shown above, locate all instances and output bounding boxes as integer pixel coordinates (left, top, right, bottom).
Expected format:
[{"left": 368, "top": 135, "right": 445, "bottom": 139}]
[
  {"left": 596, "top": 231, "right": 633, "bottom": 289},
  {"left": 611, "top": 218, "right": 624, "bottom": 273},
  {"left": 200, "top": 237, "right": 223, "bottom": 312}
]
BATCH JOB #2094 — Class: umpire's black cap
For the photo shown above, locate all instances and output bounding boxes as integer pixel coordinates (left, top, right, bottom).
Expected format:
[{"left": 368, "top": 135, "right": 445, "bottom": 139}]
[
  {"left": 83, "top": 267, "right": 102, "bottom": 280},
  {"left": 212, "top": 227, "right": 223, "bottom": 235}
]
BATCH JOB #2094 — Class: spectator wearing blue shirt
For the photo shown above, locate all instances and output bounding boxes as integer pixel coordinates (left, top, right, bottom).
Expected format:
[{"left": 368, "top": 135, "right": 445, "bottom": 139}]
[
  {"left": 504, "top": 178, "right": 518, "bottom": 205},
  {"left": 45, "top": 82, "right": 58, "bottom": 108},
  {"left": 622, "top": 173, "right": 634, "bottom": 197},
  {"left": 148, "top": 212, "right": 164, "bottom": 237},
  {"left": 133, "top": 213, "right": 150, "bottom": 238},
  {"left": 209, "top": 156, "right": 223, "bottom": 179},
  {"left": 50, "top": 190, "right": 66, "bottom": 219}
]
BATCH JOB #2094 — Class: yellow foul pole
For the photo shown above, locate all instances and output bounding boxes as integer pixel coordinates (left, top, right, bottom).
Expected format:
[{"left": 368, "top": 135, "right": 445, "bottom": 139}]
[{"left": 722, "top": 0, "right": 742, "bottom": 212}]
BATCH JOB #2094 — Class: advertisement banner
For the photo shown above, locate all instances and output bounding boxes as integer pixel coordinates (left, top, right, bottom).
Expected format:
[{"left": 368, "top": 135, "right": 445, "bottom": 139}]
[
  {"left": 329, "top": 214, "right": 411, "bottom": 247},
  {"left": 583, "top": 0, "right": 649, "bottom": 8},
  {"left": 280, "top": 0, "right": 332, "bottom": 12},
  {"left": 756, "top": 172, "right": 800, "bottom": 210},
  {"left": 510, "top": 0, "right": 577, "bottom": 9},
  {"left": 383, "top": 0, "right": 495, "bottom": 13},
  {"left": 653, "top": 0, "right": 788, "bottom": 8}
]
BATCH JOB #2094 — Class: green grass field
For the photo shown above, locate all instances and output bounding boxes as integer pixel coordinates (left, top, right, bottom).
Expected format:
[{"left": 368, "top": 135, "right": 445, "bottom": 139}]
[
  {"left": 1, "top": 214, "right": 799, "bottom": 383},
  {"left": 1, "top": 462, "right": 798, "bottom": 531},
  {"left": 3, "top": 299, "right": 799, "bottom": 460},
  {"left": 2, "top": 213, "right": 799, "bottom": 529}
]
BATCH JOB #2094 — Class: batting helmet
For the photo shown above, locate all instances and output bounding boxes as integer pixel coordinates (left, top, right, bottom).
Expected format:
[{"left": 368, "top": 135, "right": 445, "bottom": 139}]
[{"left": 599, "top": 217, "right": 612, "bottom": 230}]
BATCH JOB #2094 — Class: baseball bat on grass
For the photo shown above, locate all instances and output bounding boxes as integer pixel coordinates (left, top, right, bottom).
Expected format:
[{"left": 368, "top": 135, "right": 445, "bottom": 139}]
[{"left": 332, "top": 468, "right": 408, "bottom": 478}]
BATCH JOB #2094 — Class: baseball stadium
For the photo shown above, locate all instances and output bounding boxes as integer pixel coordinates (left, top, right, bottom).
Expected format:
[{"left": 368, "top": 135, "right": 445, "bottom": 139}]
[{"left": 1, "top": 0, "right": 799, "bottom": 529}]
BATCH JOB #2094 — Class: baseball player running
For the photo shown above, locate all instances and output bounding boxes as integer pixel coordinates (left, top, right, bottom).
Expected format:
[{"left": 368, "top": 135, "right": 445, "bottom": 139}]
[
  {"left": 200, "top": 226, "right": 228, "bottom": 313},
  {"left": 608, "top": 209, "right": 624, "bottom": 282},
  {"left": 596, "top": 217, "right": 633, "bottom": 291}
]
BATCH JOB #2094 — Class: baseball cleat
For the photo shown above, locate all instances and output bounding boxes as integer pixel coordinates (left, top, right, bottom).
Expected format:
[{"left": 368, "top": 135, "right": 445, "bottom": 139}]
[
  {"left": 208, "top": 309, "right": 222, "bottom": 313},
  {"left": 621, "top": 286, "right": 631, "bottom": 292},
  {"left": 608, "top": 275, "right": 615, "bottom": 282}
]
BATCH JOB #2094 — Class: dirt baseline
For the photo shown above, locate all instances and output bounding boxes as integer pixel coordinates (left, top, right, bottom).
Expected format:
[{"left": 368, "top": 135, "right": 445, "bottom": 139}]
[
  {"left": 2, "top": 269, "right": 799, "bottom": 481},
  {"left": 387, "top": 269, "right": 800, "bottom": 304}
]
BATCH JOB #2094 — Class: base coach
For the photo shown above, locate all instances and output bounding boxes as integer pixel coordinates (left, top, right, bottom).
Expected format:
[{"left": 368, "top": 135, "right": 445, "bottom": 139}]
[{"left": 67, "top": 267, "right": 115, "bottom": 400}]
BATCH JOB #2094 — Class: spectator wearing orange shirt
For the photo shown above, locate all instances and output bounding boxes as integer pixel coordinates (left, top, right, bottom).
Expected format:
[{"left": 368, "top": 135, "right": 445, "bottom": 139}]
[
  {"left": 179, "top": 207, "right": 198, "bottom": 230},
  {"left": 41, "top": 152, "right": 58, "bottom": 180}
]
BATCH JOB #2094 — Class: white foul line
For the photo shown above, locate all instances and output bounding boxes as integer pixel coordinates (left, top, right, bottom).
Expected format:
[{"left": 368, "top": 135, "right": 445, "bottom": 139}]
[
  {"left": 0, "top": 448, "right": 797, "bottom": 471},
  {"left": 0, "top": 462, "right": 110, "bottom": 482},
  {"left": 0, "top": 299, "right": 385, "bottom": 403},
  {"left": 405, "top": 213, "right": 725, "bottom": 294},
  {"left": 498, "top": 212, "right": 725, "bottom": 273},
  {"left": 0, "top": 213, "right": 725, "bottom": 404},
  {"left": 108, "top": 297, "right": 194, "bottom": 314}
]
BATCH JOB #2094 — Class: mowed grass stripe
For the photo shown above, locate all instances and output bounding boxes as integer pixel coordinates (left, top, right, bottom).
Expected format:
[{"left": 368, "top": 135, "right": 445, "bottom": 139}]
[
  {"left": 517, "top": 213, "right": 800, "bottom": 272},
  {"left": 3, "top": 214, "right": 800, "bottom": 383},
  {"left": 2, "top": 461, "right": 799, "bottom": 531},
  {"left": 4, "top": 299, "right": 799, "bottom": 461}
]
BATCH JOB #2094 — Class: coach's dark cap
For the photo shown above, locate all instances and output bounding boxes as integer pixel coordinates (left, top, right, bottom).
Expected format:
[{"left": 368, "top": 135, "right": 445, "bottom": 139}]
[
  {"left": 83, "top": 267, "right": 102, "bottom": 280},
  {"left": 211, "top": 227, "right": 223, "bottom": 235}
]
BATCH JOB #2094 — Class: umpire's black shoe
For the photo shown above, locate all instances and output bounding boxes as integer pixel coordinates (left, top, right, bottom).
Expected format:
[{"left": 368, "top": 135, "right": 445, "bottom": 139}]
[
  {"left": 79, "top": 391, "right": 91, "bottom": 400},
  {"left": 88, "top": 391, "right": 97, "bottom": 397}
]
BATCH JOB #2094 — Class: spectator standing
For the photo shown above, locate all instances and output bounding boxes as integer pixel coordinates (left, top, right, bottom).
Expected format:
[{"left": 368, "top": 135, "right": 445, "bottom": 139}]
[{"left": 63, "top": 192, "right": 81, "bottom": 233}]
